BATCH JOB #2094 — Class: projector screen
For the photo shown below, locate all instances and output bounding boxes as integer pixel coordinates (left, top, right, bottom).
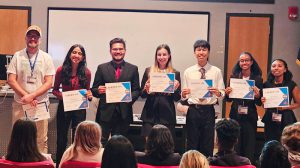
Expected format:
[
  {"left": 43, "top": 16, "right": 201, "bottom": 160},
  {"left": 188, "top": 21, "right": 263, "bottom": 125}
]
[{"left": 48, "top": 8, "right": 210, "bottom": 84}]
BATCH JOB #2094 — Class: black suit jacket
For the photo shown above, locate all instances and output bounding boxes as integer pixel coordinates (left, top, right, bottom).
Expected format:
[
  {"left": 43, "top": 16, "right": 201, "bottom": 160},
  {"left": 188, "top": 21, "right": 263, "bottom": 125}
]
[
  {"left": 140, "top": 67, "right": 181, "bottom": 125},
  {"left": 91, "top": 61, "right": 140, "bottom": 123}
]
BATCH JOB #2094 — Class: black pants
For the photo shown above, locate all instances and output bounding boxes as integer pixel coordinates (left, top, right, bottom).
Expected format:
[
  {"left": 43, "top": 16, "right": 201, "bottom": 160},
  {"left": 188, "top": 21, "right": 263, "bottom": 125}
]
[
  {"left": 98, "top": 106, "right": 130, "bottom": 146},
  {"left": 186, "top": 105, "right": 215, "bottom": 157},
  {"left": 56, "top": 101, "right": 86, "bottom": 166},
  {"left": 264, "top": 121, "right": 285, "bottom": 142},
  {"left": 236, "top": 119, "right": 257, "bottom": 163}
]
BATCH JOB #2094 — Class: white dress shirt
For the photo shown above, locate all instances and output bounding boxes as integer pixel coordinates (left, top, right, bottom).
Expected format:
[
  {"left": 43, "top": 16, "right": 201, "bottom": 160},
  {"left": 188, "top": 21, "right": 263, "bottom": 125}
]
[{"left": 182, "top": 63, "right": 225, "bottom": 105}]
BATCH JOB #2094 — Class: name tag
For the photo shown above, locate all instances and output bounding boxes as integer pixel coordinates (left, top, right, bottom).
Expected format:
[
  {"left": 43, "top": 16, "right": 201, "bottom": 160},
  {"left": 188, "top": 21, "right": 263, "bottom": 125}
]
[
  {"left": 27, "top": 75, "right": 37, "bottom": 84},
  {"left": 238, "top": 105, "right": 248, "bottom": 115},
  {"left": 272, "top": 113, "right": 282, "bottom": 122}
]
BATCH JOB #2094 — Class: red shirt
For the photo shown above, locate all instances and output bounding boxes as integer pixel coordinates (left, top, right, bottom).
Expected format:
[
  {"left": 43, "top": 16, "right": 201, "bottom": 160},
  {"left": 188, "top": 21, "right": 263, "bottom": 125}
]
[{"left": 52, "top": 66, "right": 91, "bottom": 100}]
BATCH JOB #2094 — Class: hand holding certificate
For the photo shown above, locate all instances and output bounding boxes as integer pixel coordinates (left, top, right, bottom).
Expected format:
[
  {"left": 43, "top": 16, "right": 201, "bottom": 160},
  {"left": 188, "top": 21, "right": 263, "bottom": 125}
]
[
  {"left": 187, "top": 79, "right": 213, "bottom": 99},
  {"left": 263, "top": 87, "right": 289, "bottom": 108},
  {"left": 149, "top": 72, "right": 175, "bottom": 93},
  {"left": 105, "top": 82, "right": 132, "bottom": 103},
  {"left": 229, "top": 78, "right": 255, "bottom": 100},
  {"left": 22, "top": 101, "right": 50, "bottom": 121},
  {"left": 62, "top": 89, "right": 89, "bottom": 112}
]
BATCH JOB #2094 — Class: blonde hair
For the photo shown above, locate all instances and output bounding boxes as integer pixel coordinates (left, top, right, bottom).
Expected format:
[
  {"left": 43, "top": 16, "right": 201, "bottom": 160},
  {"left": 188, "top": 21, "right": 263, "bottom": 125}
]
[
  {"left": 281, "top": 122, "right": 300, "bottom": 152},
  {"left": 180, "top": 150, "right": 210, "bottom": 168},
  {"left": 65, "top": 121, "right": 102, "bottom": 161},
  {"left": 150, "top": 44, "right": 174, "bottom": 73}
]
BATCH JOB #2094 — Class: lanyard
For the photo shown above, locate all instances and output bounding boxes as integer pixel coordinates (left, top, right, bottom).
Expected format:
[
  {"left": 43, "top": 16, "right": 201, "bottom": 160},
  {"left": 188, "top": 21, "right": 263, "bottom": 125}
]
[{"left": 26, "top": 50, "right": 39, "bottom": 76}]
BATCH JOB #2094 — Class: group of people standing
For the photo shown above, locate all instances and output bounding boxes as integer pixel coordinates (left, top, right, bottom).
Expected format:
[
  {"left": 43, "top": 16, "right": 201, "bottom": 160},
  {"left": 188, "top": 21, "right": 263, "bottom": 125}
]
[{"left": 6, "top": 25, "right": 300, "bottom": 166}]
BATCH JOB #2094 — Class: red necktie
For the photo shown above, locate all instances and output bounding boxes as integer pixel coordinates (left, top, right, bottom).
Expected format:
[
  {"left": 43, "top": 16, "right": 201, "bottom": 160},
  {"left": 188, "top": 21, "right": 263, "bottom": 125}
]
[
  {"left": 115, "top": 66, "right": 121, "bottom": 80},
  {"left": 200, "top": 68, "right": 206, "bottom": 79}
]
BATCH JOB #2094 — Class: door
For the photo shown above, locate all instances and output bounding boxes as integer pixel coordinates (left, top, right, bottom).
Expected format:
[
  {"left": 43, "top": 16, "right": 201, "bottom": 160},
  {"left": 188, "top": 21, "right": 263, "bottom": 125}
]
[{"left": 224, "top": 14, "right": 273, "bottom": 126}]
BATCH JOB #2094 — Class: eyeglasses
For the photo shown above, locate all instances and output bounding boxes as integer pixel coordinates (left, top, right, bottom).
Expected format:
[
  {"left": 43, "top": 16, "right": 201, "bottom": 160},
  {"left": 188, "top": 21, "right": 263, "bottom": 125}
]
[
  {"left": 26, "top": 35, "right": 40, "bottom": 39},
  {"left": 71, "top": 51, "right": 83, "bottom": 56},
  {"left": 239, "top": 59, "right": 251, "bottom": 63}
]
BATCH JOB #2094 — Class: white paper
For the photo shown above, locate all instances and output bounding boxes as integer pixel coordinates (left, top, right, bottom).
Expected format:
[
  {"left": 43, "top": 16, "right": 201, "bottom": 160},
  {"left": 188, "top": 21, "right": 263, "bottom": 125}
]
[
  {"left": 105, "top": 82, "right": 132, "bottom": 103},
  {"left": 149, "top": 72, "right": 175, "bottom": 93},
  {"left": 187, "top": 79, "right": 213, "bottom": 99},
  {"left": 263, "top": 87, "right": 289, "bottom": 108},
  {"left": 62, "top": 89, "right": 89, "bottom": 112},
  {"left": 22, "top": 102, "right": 50, "bottom": 121},
  {"left": 229, "top": 78, "right": 255, "bottom": 100}
]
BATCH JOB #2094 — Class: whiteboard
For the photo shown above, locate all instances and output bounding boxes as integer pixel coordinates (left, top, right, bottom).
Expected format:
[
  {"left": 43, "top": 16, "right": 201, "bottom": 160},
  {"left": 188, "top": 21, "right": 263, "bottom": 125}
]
[{"left": 48, "top": 9, "right": 209, "bottom": 83}]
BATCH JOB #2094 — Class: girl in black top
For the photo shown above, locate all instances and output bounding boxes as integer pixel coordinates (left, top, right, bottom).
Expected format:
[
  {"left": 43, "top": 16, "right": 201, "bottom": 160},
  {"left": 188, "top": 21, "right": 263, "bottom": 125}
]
[
  {"left": 261, "top": 59, "right": 300, "bottom": 141},
  {"left": 224, "top": 52, "right": 263, "bottom": 162},
  {"left": 140, "top": 44, "right": 181, "bottom": 138}
]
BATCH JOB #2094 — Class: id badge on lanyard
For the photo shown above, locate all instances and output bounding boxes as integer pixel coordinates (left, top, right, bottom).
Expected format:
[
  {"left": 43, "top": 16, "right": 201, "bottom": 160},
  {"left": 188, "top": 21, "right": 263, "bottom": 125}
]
[
  {"left": 238, "top": 101, "right": 248, "bottom": 115},
  {"left": 26, "top": 50, "right": 39, "bottom": 84},
  {"left": 272, "top": 112, "right": 282, "bottom": 122}
]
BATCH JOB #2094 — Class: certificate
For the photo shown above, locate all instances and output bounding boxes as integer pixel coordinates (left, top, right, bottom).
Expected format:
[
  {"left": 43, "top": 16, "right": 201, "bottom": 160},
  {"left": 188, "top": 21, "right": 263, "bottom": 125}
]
[
  {"left": 263, "top": 87, "right": 289, "bottom": 108},
  {"left": 229, "top": 78, "right": 255, "bottom": 100},
  {"left": 62, "top": 89, "right": 89, "bottom": 112},
  {"left": 105, "top": 82, "right": 132, "bottom": 103},
  {"left": 187, "top": 79, "right": 213, "bottom": 99},
  {"left": 149, "top": 72, "right": 175, "bottom": 93},
  {"left": 22, "top": 102, "right": 50, "bottom": 121}
]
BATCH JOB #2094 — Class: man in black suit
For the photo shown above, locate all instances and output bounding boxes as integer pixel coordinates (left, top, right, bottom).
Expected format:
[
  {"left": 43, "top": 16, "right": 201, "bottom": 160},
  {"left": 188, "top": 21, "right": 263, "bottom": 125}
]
[{"left": 92, "top": 38, "right": 140, "bottom": 145}]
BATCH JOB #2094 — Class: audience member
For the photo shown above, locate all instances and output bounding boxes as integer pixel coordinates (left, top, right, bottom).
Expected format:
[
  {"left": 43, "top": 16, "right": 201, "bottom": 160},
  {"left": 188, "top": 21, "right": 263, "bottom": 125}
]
[
  {"left": 208, "top": 118, "right": 251, "bottom": 166},
  {"left": 261, "top": 59, "right": 300, "bottom": 141},
  {"left": 59, "top": 121, "right": 103, "bottom": 168},
  {"left": 281, "top": 122, "right": 300, "bottom": 168},
  {"left": 136, "top": 124, "right": 181, "bottom": 166},
  {"left": 259, "top": 140, "right": 291, "bottom": 168},
  {"left": 4, "top": 118, "right": 53, "bottom": 164},
  {"left": 140, "top": 44, "right": 181, "bottom": 140},
  {"left": 180, "top": 150, "right": 209, "bottom": 168},
  {"left": 101, "top": 135, "right": 137, "bottom": 168}
]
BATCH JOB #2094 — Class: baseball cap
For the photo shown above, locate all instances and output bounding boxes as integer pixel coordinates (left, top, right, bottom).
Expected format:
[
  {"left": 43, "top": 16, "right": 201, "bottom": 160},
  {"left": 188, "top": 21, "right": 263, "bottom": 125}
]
[{"left": 26, "top": 25, "right": 42, "bottom": 37}]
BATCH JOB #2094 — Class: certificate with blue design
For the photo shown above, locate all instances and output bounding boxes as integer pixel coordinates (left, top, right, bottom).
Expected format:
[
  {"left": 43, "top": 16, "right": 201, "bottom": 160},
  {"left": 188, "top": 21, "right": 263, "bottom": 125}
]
[
  {"left": 22, "top": 101, "right": 50, "bottom": 121},
  {"left": 105, "top": 82, "right": 132, "bottom": 103},
  {"left": 263, "top": 87, "right": 289, "bottom": 108},
  {"left": 149, "top": 72, "right": 175, "bottom": 93},
  {"left": 62, "top": 89, "right": 89, "bottom": 112},
  {"left": 188, "top": 79, "right": 213, "bottom": 99},
  {"left": 229, "top": 78, "right": 255, "bottom": 100}
]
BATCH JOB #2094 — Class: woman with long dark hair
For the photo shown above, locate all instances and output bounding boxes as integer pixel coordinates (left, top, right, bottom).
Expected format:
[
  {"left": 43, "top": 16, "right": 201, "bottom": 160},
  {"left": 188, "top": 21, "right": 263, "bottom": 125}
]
[
  {"left": 259, "top": 140, "right": 291, "bottom": 168},
  {"left": 140, "top": 44, "right": 181, "bottom": 139},
  {"left": 52, "top": 44, "right": 93, "bottom": 166},
  {"left": 101, "top": 135, "right": 137, "bottom": 168},
  {"left": 261, "top": 59, "right": 300, "bottom": 141},
  {"left": 224, "top": 52, "right": 263, "bottom": 162},
  {"left": 136, "top": 124, "right": 181, "bottom": 166},
  {"left": 5, "top": 118, "right": 53, "bottom": 164}
]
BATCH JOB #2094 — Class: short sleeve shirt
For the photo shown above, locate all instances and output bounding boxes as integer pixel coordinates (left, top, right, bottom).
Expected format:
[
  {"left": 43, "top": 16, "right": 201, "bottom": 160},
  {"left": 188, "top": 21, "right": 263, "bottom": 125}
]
[{"left": 7, "top": 48, "right": 56, "bottom": 103}]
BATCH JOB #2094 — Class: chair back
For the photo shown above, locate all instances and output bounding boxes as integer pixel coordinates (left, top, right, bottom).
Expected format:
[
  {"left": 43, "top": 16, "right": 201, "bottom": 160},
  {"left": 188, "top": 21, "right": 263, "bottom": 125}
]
[
  {"left": 138, "top": 163, "right": 179, "bottom": 168},
  {"left": 61, "top": 160, "right": 101, "bottom": 168},
  {"left": 210, "top": 165, "right": 256, "bottom": 168},
  {"left": 0, "top": 159, "right": 54, "bottom": 168}
]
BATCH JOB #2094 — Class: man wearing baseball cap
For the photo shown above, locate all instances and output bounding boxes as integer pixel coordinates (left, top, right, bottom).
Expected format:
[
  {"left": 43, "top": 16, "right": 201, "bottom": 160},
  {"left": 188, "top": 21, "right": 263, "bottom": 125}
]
[{"left": 7, "top": 25, "right": 55, "bottom": 153}]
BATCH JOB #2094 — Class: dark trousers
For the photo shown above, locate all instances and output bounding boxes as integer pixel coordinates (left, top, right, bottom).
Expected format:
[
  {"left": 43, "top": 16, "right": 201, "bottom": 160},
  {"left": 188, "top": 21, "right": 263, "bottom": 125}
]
[
  {"left": 236, "top": 119, "right": 257, "bottom": 163},
  {"left": 56, "top": 101, "right": 86, "bottom": 166},
  {"left": 264, "top": 121, "right": 284, "bottom": 142},
  {"left": 186, "top": 105, "right": 215, "bottom": 157},
  {"left": 97, "top": 106, "right": 130, "bottom": 146}
]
